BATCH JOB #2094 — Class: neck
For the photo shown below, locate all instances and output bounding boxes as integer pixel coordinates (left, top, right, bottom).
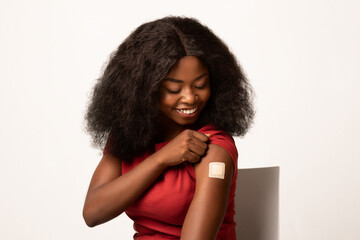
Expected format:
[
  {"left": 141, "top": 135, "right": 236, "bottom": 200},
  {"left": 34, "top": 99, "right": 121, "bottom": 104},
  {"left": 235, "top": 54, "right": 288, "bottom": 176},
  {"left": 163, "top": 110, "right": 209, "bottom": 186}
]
[{"left": 158, "top": 119, "right": 185, "bottom": 142}]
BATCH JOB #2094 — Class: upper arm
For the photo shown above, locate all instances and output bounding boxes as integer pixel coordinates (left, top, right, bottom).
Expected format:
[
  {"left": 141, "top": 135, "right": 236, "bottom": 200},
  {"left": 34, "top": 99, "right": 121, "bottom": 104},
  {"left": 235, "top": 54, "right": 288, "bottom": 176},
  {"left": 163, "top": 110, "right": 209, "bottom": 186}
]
[
  {"left": 86, "top": 153, "right": 122, "bottom": 194},
  {"left": 83, "top": 153, "right": 126, "bottom": 227},
  {"left": 181, "top": 143, "right": 234, "bottom": 240}
]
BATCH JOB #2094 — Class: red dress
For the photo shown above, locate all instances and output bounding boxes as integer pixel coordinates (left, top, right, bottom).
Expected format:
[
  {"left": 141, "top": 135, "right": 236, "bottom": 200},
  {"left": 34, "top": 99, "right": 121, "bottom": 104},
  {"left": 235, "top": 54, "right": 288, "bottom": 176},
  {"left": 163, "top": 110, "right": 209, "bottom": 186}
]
[{"left": 105, "top": 124, "right": 238, "bottom": 239}]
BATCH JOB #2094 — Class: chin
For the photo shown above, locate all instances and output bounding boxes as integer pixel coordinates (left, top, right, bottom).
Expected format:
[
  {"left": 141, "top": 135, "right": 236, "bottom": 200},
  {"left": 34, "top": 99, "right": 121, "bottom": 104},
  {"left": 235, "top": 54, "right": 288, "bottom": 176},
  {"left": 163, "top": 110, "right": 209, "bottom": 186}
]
[{"left": 175, "top": 118, "right": 199, "bottom": 126}]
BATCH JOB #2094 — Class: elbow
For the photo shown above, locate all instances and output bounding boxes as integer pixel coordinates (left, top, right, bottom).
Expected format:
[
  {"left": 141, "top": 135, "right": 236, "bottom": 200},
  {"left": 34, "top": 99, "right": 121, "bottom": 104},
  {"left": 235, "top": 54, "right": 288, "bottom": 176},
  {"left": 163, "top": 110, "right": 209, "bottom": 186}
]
[
  {"left": 82, "top": 197, "right": 125, "bottom": 227},
  {"left": 83, "top": 218, "right": 96, "bottom": 228},
  {"left": 82, "top": 204, "right": 99, "bottom": 228}
]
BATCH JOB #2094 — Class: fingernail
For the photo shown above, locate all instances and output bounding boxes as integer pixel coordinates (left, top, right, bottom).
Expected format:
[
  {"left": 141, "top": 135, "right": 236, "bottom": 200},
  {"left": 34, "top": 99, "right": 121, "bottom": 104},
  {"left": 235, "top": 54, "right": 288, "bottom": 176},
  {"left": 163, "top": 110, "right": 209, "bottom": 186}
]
[{"left": 205, "top": 133, "right": 211, "bottom": 137}]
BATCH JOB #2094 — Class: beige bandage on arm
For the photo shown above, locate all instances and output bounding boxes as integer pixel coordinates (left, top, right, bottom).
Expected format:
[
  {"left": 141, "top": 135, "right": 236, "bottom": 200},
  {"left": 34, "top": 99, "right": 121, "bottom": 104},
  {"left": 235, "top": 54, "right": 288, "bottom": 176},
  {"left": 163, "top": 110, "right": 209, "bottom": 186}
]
[{"left": 209, "top": 162, "right": 225, "bottom": 179}]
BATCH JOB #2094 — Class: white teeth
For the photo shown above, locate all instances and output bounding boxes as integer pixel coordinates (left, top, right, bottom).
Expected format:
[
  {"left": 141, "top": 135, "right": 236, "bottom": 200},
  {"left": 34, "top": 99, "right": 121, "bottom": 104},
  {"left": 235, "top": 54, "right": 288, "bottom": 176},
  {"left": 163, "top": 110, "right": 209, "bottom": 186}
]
[{"left": 176, "top": 107, "right": 197, "bottom": 115}]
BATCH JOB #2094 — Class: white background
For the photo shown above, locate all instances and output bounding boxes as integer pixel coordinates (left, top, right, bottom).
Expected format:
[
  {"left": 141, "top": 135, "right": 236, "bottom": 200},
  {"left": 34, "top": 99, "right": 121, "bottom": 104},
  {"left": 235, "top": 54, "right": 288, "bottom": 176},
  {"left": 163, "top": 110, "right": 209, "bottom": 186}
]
[{"left": 1, "top": 0, "right": 359, "bottom": 239}]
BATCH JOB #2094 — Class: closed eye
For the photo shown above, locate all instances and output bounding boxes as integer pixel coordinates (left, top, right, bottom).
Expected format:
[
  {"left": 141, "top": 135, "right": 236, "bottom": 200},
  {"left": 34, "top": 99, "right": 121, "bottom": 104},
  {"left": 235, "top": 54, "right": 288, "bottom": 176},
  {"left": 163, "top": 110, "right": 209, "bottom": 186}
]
[
  {"left": 165, "top": 88, "right": 181, "bottom": 94},
  {"left": 194, "top": 82, "right": 208, "bottom": 89}
]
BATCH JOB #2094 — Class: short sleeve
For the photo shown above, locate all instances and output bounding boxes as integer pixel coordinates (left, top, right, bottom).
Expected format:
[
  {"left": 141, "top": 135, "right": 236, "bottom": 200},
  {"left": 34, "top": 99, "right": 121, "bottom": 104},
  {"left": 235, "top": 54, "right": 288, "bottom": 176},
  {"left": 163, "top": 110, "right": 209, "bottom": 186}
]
[{"left": 197, "top": 124, "right": 238, "bottom": 169}]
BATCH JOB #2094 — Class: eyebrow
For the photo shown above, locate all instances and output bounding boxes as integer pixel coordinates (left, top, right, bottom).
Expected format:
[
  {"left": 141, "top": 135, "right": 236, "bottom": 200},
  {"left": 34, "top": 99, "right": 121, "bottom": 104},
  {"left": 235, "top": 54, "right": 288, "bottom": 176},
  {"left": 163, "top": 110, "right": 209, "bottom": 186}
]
[{"left": 164, "top": 73, "right": 208, "bottom": 83}]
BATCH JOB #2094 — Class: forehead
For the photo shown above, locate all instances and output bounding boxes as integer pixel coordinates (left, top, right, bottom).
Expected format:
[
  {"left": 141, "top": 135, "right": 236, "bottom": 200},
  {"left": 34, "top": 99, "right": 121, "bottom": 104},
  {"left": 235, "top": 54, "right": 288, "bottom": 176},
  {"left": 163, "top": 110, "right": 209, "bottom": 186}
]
[{"left": 166, "top": 56, "right": 208, "bottom": 80}]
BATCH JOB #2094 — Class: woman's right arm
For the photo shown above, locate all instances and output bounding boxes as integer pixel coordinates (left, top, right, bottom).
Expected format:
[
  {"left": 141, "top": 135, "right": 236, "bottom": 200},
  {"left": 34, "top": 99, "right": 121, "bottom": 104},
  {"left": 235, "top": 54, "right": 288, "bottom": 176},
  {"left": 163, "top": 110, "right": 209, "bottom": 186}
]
[
  {"left": 82, "top": 151, "right": 168, "bottom": 227},
  {"left": 82, "top": 130, "right": 209, "bottom": 227}
]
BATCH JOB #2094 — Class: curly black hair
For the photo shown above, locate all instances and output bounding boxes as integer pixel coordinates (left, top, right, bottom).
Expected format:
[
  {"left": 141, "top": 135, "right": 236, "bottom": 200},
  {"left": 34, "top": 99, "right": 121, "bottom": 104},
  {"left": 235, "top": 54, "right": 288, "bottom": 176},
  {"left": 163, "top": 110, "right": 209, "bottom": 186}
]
[{"left": 85, "top": 16, "right": 255, "bottom": 161}]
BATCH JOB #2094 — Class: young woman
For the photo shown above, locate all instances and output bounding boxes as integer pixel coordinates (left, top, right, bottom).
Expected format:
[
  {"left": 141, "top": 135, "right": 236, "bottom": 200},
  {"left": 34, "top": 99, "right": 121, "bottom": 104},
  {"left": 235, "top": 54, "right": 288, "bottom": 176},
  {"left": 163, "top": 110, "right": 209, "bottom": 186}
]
[{"left": 83, "top": 16, "right": 254, "bottom": 240}]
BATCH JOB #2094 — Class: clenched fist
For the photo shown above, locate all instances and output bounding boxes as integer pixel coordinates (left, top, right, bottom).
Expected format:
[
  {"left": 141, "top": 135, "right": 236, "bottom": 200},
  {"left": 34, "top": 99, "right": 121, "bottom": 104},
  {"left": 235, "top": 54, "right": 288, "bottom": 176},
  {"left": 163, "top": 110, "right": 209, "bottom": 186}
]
[{"left": 155, "top": 129, "right": 210, "bottom": 167}]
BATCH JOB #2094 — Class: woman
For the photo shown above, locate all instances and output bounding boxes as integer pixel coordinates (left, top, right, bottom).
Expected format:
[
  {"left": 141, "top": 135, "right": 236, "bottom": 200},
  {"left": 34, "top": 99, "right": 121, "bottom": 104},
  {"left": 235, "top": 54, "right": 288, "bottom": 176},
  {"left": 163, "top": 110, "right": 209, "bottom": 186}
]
[{"left": 83, "top": 16, "right": 254, "bottom": 239}]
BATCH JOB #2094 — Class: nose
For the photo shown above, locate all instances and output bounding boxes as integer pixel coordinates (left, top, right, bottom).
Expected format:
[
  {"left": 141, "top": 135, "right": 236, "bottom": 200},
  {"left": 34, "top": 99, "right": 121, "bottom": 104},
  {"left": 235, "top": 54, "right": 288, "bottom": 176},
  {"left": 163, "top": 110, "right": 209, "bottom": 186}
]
[{"left": 180, "top": 87, "right": 197, "bottom": 105}]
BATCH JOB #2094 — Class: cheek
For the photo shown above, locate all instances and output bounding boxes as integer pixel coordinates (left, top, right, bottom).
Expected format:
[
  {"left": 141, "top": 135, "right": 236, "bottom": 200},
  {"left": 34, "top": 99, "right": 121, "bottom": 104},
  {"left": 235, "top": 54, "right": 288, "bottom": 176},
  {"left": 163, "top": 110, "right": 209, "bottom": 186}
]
[
  {"left": 201, "top": 90, "right": 211, "bottom": 104},
  {"left": 159, "top": 94, "right": 177, "bottom": 108}
]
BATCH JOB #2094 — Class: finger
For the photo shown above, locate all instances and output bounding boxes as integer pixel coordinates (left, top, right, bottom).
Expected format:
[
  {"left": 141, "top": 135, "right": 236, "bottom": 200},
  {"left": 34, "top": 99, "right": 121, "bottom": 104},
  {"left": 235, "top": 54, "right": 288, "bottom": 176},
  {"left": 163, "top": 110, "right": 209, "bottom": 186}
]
[
  {"left": 188, "top": 142, "right": 207, "bottom": 156},
  {"left": 185, "top": 151, "right": 201, "bottom": 163},
  {"left": 192, "top": 137, "right": 208, "bottom": 149},
  {"left": 190, "top": 139, "right": 208, "bottom": 153},
  {"left": 191, "top": 131, "right": 210, "bottom": 142}
]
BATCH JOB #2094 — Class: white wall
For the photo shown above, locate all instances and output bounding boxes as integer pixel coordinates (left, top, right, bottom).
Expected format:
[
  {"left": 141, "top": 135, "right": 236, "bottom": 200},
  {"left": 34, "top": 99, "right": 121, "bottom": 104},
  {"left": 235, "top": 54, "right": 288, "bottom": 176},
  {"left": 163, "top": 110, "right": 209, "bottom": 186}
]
[{"left": 1, "top": 0, "right": 359, "bottom": 239}]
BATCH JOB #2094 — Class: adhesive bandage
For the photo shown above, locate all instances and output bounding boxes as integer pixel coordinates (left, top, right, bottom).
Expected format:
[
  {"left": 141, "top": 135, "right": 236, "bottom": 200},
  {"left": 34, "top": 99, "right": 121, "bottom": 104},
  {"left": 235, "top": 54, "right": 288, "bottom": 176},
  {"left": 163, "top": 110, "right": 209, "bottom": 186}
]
[{"left": 209, "top": 162, "right": 225, "bottom": 179}]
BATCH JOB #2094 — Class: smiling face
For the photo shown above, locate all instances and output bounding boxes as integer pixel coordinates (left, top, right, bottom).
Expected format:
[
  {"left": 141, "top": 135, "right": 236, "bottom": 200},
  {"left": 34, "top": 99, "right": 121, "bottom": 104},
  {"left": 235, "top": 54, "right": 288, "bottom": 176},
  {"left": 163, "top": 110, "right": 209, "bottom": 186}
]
[{"left": 159, "top": 56, "right": 211, "bottom": 137}]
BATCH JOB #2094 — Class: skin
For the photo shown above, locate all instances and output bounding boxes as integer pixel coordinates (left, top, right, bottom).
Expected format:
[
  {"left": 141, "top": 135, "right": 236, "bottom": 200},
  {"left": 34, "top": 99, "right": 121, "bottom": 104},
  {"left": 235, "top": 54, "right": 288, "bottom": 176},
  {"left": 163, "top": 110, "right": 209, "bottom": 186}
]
[
  {"left": 83, "top": 56, "right": 234, "bottom": 239},
  {"left": 158, "top": 55, "right": 210, "bottom": 140}
]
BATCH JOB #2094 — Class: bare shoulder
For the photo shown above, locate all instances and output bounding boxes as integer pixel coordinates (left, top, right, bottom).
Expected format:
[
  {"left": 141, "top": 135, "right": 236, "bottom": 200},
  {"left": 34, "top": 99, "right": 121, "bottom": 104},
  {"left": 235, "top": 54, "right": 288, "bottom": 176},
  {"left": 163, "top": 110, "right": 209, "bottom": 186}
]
[{"left": 194, "top": 144, "right": 234, "bottom": 185}]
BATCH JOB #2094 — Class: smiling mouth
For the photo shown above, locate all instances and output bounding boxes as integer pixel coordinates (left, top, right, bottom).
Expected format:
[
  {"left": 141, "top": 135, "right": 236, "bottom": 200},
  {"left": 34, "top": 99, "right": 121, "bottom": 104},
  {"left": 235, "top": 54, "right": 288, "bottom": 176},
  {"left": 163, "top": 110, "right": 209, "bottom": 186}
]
[{"left": 175, "top": 107, "right": 198, "bottom": 115}]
